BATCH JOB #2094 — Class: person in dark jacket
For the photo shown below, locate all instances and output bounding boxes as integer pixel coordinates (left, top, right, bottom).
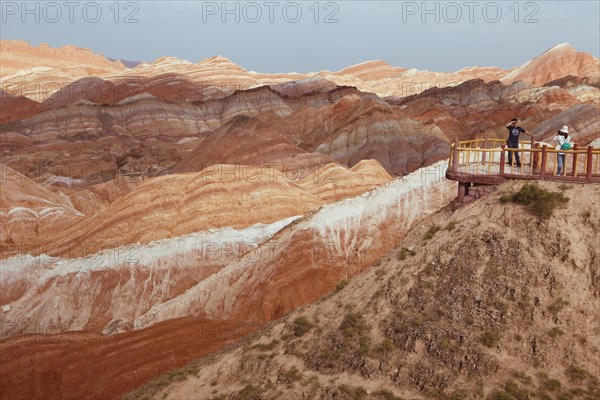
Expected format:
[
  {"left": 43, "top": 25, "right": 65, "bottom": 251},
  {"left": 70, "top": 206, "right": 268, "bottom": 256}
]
[{"left": 505, "top": 118, "right": 533, "bottom": 167}]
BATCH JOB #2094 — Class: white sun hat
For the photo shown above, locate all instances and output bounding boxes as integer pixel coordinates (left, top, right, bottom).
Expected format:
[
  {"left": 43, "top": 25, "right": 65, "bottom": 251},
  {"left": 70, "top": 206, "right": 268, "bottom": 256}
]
[{"left": 559, "top": 125, "right": 569, "bottom": 134}]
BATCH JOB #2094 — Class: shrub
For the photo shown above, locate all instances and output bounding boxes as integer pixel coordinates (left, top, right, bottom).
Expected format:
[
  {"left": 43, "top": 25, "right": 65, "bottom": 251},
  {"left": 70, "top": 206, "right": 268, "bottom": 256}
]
[
  {"left": 340, "top": 311, "right": 370, "bottom": 356},
  {"left": 341, "top": 312, "right": 367, "bottom": 337},
  {"left": 335, "top": 279, "right": 349, "bottom": 292},
  {"left": 511, "top": 371, "right": 532, "bottom": 385},
  {"left": 538, "top": 374, "right": 562, "bottom": 392},
  {"left": 237, "top": 384, "right": 264, "bottom": 399},
  {"left": 582, "top": 209, "right": 592, "bottom": 224},
  {"left": 565, "top": 366, "right": 589, "bottom": 382},
  {"left": 548, "top": 327, "right": 565, "bottom": 338},
  {"left": 499, "top": 183, "right": 569, "bottom": 219},
  {"left": 398, "top": 247, "right": 416, "bottom": 261},
  {"left": 339, "top": 384, "right": 367, "bottom": 400},
  {"left": 504, "top": 380, "right": 529, "bottom": 400},
  {"left": 283, "top": 366, "right": 303, "bottom": 383},
  {"left": 291, "top": 316, "right": 313, "bottom": 337},
  {"left": 373, "top": 389, "right": 404, "bottom": 400},
  {"left": 480, "top": 330, "right": 502, "bottom": 348},
  {"left": 446, "top": 221, "right": 457, "bottom": 231},
  {"left": 488, "top": 389, "right": 513, "bottom": 400},
  {"left": 424, "top": 224, "right": 441, "bottom": 240},
  {"left": 447, "top": 389, "right": 470, "bottom": 400},
  {"left": 373, "top": 338, "right": 395, "bottom": 356},
  {"left": 250, "top": 339, "right": 279, "bottom": 351},
  {"left": 547, "top": 298, "right": 569, "bottom": 314}
]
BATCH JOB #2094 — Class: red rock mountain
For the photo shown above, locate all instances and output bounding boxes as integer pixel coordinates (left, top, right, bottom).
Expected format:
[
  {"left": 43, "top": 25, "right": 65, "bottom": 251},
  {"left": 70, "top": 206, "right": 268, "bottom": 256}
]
[{"left": 0, "top": 41, "right": 599, "bottom": 400}]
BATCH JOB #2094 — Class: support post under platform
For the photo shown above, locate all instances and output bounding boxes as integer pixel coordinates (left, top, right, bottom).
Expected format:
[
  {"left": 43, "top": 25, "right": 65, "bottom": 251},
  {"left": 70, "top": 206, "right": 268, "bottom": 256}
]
[{"left": 457, "top": 182, "right": 469, "bottom": 202}]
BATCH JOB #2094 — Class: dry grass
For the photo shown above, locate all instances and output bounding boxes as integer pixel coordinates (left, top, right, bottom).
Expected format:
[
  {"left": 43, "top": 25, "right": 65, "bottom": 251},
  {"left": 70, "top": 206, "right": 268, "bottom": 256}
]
[{"left": 499, "top": 183, "right": 569, "bottom": 219}]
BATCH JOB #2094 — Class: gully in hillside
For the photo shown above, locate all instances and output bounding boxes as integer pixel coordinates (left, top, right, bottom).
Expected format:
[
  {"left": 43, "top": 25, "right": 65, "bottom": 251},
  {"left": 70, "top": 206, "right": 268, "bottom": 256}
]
[{"left": 505, "top": 118, "right": 533, "bottom": 168}]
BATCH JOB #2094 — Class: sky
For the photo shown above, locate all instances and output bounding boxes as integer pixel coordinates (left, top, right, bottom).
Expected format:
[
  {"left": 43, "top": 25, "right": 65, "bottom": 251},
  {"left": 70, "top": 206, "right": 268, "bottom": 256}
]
[{"left": 1, "top": 0, "right": 599, "bottom": 73}]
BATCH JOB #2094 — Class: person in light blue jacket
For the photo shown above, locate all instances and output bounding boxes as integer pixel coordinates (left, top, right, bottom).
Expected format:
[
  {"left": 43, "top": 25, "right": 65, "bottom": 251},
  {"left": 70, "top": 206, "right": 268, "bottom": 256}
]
[{"left": 552, "top": 125, "right": 571, "bottom": 176}]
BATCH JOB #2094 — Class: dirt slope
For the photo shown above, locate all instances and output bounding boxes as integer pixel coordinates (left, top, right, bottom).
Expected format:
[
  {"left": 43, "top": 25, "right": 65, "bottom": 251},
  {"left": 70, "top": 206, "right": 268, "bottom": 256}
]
[
  {"left": 129, "top": 181, "right": 600, "bottom": 400},
  {"left": 0, "top": 317, "right": 258, "bottom": 400}
]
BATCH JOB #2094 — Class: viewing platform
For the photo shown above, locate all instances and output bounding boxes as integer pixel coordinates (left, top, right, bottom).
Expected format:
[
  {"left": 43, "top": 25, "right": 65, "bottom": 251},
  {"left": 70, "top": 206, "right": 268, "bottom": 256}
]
[{"left": 445, "top": 138, "right": 600, "bottom": 201}]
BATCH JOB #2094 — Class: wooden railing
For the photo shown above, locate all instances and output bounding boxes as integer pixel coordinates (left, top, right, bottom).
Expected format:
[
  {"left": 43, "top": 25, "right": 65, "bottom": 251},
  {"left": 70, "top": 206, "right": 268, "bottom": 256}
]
[{"left": 447, "top": 138, "right": 600, "bottom": 184}]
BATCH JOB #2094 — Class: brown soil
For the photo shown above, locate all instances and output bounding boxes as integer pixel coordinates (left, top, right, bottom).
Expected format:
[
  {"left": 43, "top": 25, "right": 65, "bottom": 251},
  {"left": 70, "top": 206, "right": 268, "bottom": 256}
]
[{"left": 0, "top": 317, "right": 258, "bottom": 400}]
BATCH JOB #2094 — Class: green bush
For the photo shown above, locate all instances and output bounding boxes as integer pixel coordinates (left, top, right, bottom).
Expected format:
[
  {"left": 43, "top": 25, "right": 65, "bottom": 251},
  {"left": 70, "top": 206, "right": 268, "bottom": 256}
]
[
  {"left": 424, "top": 224, "right": 441, "bottom": 240},
  {"left": 373, "top": 389, "right": 404, "bottom": 400},
  {"left": 480, "top": 329, "right": 502, "bottom": 348},
  {"left": 398, "top": 247, "right": 415, "bottom": 261},
  {"left": 499, "top": 183, "right": 569, "bottom": 219},
  {"left": 291, "top": 316, "right": 313, "bottom": 337},
  {"left": 339, "top": 384, "right": 367, "bottom": 400},
  {"left": 547, "top": 298, "right": 569, "bottom": 314},
  {"left": 341, "top": 312, "right": 367, "bottom": 338},
  {"left": 548, "top": 327, "right": 565, "bottom": 338},
  {"left": 504, "top": 380, "right": 529, "bottom": 400},
  {"left": 237, "top": 384, "right": 264, "bottom": 399},
  {"left": 565, "top": 366, "right": 589, "bottom": 382},
  {"left": 249, "top": 339, "right": 279, "bottom": 351},
  {"left": 488, "top": 389, "right": 513, "bottom": 400},
  {"left": 335, "top": 279, "right": 349, "bottom": 292},
  {"left": 283, "top": 366, "right": 303, "bottom": 383},
  {"left": 447, "top": 389, "right": 470, "bottom": 400},
  {"left": 373, "top": 338, "right": 395, "bottom": 356}
]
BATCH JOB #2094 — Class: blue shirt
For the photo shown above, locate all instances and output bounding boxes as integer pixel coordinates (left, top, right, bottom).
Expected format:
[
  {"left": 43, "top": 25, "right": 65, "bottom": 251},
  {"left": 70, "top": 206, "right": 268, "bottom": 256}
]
[{"left": 507, "top": 126, "right": 525, "bottom": 143}]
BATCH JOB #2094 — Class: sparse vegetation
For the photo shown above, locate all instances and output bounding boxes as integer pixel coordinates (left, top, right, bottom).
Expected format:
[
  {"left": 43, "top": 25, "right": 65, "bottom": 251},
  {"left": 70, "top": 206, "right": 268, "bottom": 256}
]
[
  {"left": 548, "top": 327, "right": 565, "bottom": 338},
  {"left": 446, "top": 389, "right": 470, "bottom": 400},
  {"left": 499, "top": 183, "right": 569, "bottom": 219},
  {"left": 538, "top": 374, "right": 562, "bottom": 392},
  {"left": 340, "top": 311, "right": 370, "bottom": 357},
  {"left": 291, "top": 316, "right": 313, "bottom": 337},
  {"left": 582, "top": 209, "right": 592, "bottom": 224},
  {"left": 547, "top": 298, "right": 569, "bottom": 314},
  {"left": 398, "top": 246, "right": 416, "bottom": 261},
  {"left": 488, "top": 389, "right": 513, "bottom": 400},
  {"left": 512, "top": 371, "right": 532, "bottom": 385},
  {"left": 503, "top": 380, "right": 529, "bottom": 400},
  {"left": 237, "top": 384, "right": 265, "bottom": 399},
  {"left": 565, "top": 366, "right": 589, "bottom": 383},
  {"left": 371, "top": 289, "right": 384, "bottom": 300},
  {"left": 335, "top": 279, "right": 349, "bottom": 292},
  {"left": 424, "top": 224, "right": 441, "bottom": 240},
  {"left": 249, "top": 339, "right": 279, "bottom": 351},
  {"left": 373, "top": 338, "right": 395, "bottom": 356},
  {"left": 373, "top": 389, "right": 405, "bottom": 400},
  {"left": 446, "top": 220, "right": 457, "bottom": 231},
  {"left": 479, "top": 329, "right": 502, "bottom": 348},
  {"left": 282, "top": 366, "right": 303, "bottom": 383},
  {"left": 126, "top": 363, "right": 200, "bottom": 400},
  {"left": 338, "top": 384, "right": 367, "bottom": 400}
]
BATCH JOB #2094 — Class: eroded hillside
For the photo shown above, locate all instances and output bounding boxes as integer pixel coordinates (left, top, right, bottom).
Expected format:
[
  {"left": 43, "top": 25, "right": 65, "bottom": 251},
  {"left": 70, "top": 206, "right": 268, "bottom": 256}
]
[{"left": 129, "top": 181, "right": 600, "bottom": 400}]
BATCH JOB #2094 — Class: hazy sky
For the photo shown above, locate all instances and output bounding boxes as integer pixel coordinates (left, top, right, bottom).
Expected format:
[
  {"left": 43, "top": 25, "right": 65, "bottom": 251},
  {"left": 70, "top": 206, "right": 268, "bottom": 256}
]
[{"left": 2, "top": 1, "right": 599, "bottom": 73}]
